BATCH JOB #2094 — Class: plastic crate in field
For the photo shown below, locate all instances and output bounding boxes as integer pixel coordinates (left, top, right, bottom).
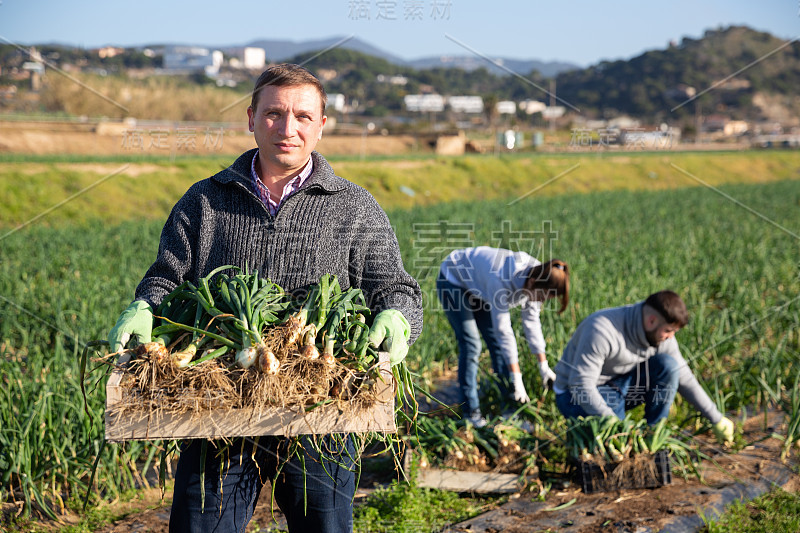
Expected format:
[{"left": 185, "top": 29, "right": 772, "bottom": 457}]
[{"left": 576, "top": 449, "right": 672, "bottom": 494}]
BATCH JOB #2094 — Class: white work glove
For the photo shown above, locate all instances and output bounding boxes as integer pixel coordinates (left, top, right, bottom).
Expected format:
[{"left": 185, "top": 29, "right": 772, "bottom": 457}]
[
  {"left": 511, "top": 372, "right": 530, "bottom": 404},
  {"left": 712, "top": 417, "right": 735, "bottom": 445},
  {"left": 538, "top": 360, "right": 556, "bottom": 390}
]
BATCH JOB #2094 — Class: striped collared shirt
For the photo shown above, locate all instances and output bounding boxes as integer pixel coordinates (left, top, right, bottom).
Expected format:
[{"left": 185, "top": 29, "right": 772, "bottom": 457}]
[{"left": 250, "top": 150, "right": 313, "bottom": 216}]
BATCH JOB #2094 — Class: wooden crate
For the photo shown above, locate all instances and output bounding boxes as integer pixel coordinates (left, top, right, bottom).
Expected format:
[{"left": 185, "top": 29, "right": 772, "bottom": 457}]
[
  {"left": 401, "top": 448, "right": 537, "bottom": 494},
  {"left": 105, "top": 352, "right": 396, "bottom": 441}
]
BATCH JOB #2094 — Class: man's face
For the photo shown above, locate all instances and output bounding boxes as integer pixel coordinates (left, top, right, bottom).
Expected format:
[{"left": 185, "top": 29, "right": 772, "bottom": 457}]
[
  {"left": 247, "top": 84, "right": 326, "bottom": 178},
  {"left": 644, "top": 313, "right": 681, "bottom": 347}
]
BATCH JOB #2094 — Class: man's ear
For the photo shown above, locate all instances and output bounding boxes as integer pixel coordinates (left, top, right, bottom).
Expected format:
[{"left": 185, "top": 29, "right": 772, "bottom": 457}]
[
  {"left": 247, "top": 106, "right": 255, "bottom": 132},
  {"left": 643, "top": 309, "right": 659, "bottom": 330}
]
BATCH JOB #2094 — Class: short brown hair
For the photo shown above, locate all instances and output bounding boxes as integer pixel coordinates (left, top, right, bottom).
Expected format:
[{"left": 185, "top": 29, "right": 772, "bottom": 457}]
[
  {"left": 645, "top": 290, "right": 689, "bottom": 327},
  {"left": 250, "top": 63, "right": 327, "bottom": 115},
  {"left": 527, "top": 259, "right": 570, "bottom": 314}
]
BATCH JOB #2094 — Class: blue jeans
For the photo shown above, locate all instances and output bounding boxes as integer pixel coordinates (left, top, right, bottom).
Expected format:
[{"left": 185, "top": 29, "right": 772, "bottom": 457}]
[
  {"left": 555, "top": 352, "right": 680, "bottom": 424},
  {"left": 437, "top": 273, "right": 511, "bottom": 415},
  {"left": 169, "top": 435, "right": 356, "bottom": 533}
]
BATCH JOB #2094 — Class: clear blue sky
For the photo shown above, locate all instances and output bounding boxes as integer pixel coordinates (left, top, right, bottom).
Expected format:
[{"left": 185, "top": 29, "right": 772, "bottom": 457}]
[{"left": 1, "top": 0, "right": 797, "bottom": 67}]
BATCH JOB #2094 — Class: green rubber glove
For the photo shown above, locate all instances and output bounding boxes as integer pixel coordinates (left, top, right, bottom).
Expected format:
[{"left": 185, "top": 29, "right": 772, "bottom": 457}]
[
  {"left": 368, "top": 309, "right": 411, "bottom": 366},
  {"left": 712, "top": 416, "right": 735, "bottom": 445},
  {"left": 108, "top": 300, "right": 153, "bottom": 353}
]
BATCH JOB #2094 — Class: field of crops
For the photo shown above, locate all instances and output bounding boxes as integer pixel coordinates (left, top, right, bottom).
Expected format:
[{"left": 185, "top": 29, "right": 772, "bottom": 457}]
[{"left": 1, "top": 154, "right": 799, "bottom": 528}]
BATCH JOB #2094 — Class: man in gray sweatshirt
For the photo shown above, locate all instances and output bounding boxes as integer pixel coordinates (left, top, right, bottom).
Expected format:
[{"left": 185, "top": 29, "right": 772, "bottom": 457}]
[
  {"left": 107, "top": 63, "right": 422, "bottom": 533},
  {"left": 553, "top": 290, "right": 735, "bottom": 445}
]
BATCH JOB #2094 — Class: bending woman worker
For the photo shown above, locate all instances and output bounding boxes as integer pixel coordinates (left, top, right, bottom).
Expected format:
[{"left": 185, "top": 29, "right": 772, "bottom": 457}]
[{"left": 437, "top": 246, "right": 569, "bottom": 427}]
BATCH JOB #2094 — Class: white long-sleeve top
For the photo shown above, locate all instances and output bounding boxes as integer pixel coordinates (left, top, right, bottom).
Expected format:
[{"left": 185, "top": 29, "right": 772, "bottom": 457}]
[{"left": 439, "top": 246, "right": 547, "bottom": 367}]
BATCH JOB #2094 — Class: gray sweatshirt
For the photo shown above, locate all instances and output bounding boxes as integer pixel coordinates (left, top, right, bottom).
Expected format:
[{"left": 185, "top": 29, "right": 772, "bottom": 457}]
[
  {"left": 553, "top": 301, "right": 722, "bottom": 423},
  {"left": 439, "top": 247, "right": 547, "bottom": 367},
  {"left": 134, "top": 149, "right": 423, "bottom": 344}
]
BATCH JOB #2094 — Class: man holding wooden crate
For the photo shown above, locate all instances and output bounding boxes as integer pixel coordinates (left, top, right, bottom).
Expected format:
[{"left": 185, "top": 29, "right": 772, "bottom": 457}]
[
  {"left": 108, "top": 63, "right": 423, "bottom": 533},
  {"left": 552, "top": 290, "right": 736, "bottom": 445}
]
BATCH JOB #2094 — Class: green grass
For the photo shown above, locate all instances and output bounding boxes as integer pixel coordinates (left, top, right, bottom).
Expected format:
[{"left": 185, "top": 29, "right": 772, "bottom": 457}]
[
  {"left": 699, "top": 488, "right": 800, "bottom": 532},
  {"left": 0, "top": 485, "right": 173, "bottom": 533},
  {"left": 2, "top": 149, "right": 800, "bottom": 228},
  {"left": 1, "top": 153, "right": 799, "bottom": 528},
  {"left": 353, "top": 465, "right": 498, "bottom": 533},
  {"left": 396, "top": 180, "right": 800, "bottom": 392}
]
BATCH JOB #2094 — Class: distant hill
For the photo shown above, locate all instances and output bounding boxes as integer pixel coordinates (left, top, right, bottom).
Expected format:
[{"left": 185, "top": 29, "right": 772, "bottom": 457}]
[
  {"left": 238, "top": 27, "right": 800, "bottom": 123},
  {"left": 242, "top": 27, "right": 800, "bottom": 124},
  {"left": 243, "top": 36, "right": 408, "bottom": 66},
  {"left": 553, "top": 26, "right": 800, "bottom": 122},
  {"left": 242, "top": 36, "right": 579, "bottom": 77},
  {"left": 281, "top": 47, "right": 558, "bottom": 115},
  {"left": 407, "top": 56, "right": 579, "bottom": 78},
  {"left": 5, "top": 25, "right": 798, "bottom": 125}
]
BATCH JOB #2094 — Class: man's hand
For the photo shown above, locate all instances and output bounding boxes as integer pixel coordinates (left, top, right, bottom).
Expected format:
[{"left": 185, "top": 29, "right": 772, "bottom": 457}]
[
  {"left": 712, "top": 417, "right": 735, "bottom": 445},
  {"left": 368, "top": 310, "right": 410, "bottom": 366},
  {"left": 108, "top": 300, "right": 153, "bottom": 353},
  {"left": 538, "top": 360, "right": 556, "bottom": 390},
  {"left": 511, "top": 372, "right": 530, "bottom": 404}
]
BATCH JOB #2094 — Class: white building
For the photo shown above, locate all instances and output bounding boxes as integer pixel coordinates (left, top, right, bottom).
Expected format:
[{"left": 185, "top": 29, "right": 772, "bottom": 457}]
[
  {"left": 608, "top": 116, "right": 640, "bottom": 130},
  {"left": 404, "top": 94, "right": 446, "bottom": 112},
  {"left": 519, "top": 100, "right": 546, "bottom": 114},
  {"left": 243, "top": 47, "right": 266, "bottom": 70},
  {"left": 164, "top": 46, "right": 223, "bottom": 75},
  {"left": 327, "top": 93, "right": 346, "bottom": 112},
  {"left": 496, "top": 101, "right": 516, "bottom": 115},
  {"left": 541, "top": 106, "right": 566, "bottom": 119},
  {"left": 724, "top": 120, "right": 749, "bottom": 136},
  {"left": 97, "top": 46, "right": 124, "bottom": 59},
  {"left": 376, "top": 74, "right": 408, "bottom": 85},
  {"left": 448, "top": 96, "right": 483, "bottom": 114}
]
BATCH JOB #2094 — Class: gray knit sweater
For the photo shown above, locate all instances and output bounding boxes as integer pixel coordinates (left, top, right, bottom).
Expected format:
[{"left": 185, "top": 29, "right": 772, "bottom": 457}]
[
  {"left": 553, "top": 302, "right": 722, "bottom": 423},
  {"left": 134, "top": 149, "right": 423, "bottom": 344}
]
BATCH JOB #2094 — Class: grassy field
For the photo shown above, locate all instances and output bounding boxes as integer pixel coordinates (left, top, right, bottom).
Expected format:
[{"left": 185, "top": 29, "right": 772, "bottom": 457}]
[
  {"left": 1, "top": 150, "right": 799, "bottom": 530},
  {"left": 3, "top": 149, "right": 800, "bottom": 228},
  {"left": 699, "top": 487, "right": 800, "bottom": 532}
]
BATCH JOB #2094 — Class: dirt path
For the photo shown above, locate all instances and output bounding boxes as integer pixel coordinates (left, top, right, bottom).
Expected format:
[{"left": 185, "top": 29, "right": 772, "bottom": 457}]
[
  {"left": 442, "top": 409, "right": 798, "bottom": 533},
  {"left": 0, "top": 120, "right": 420, "bottom": 157},
  {"left": 93, "top": 485, "right": 393, "bottom": 532},
  {"left": 84, "top": 409, "right": 798, "bottom": 533}
]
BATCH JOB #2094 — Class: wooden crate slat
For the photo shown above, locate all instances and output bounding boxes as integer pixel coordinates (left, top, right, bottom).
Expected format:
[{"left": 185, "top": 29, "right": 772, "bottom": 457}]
[{"left": 105, "top": 352, "right": 396, "bottom": 441}]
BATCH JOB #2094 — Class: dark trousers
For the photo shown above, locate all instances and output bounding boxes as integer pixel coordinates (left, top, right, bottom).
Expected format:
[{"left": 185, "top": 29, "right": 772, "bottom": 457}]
[
  {"left": 436, "top": 273, "right": 512, "bottom": 416},
  {"left": 169, "top": 435, "right": 357, "bottom": 533}
]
